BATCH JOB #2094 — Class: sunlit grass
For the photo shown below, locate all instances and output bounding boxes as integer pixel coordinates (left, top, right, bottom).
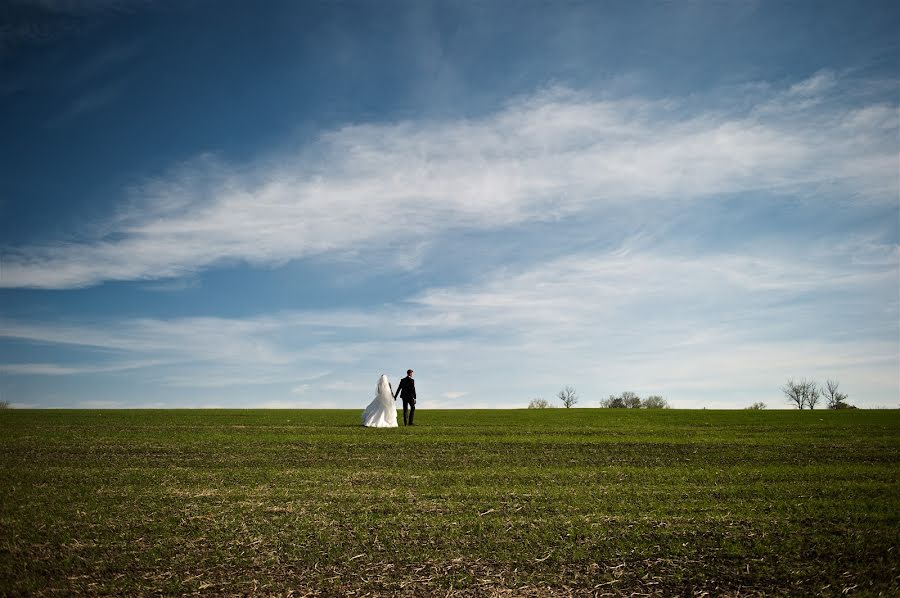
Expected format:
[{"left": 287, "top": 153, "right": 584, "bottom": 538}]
[{"left": 1, "top": 408, "right": 898, "bottom": 595}]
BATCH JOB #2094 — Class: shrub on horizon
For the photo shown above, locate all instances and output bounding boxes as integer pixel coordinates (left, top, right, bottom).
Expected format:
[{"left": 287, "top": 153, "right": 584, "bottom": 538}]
[
  {"left": 599, "top": 395, "right": 626, "bottom": 408},
  {"left": 642, "top": 395, "right": 670, "bottom": 409},
  {"left": 527, "top": 398, "right": 554, "bottom": 409},
  {"left": 831, "top": 402, "right": 858, "bottom": 410},
  {"left": 600, "top": 392, "right": 668, "bottom": 408},
  {"left": 620, "top": 391, "right": 642, "bottom": 409}
]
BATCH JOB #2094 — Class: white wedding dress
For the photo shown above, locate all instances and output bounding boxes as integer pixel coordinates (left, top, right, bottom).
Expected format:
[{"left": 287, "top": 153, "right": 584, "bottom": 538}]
[{"left": 361, "top": 374, "right": 398, "bottom": 428}]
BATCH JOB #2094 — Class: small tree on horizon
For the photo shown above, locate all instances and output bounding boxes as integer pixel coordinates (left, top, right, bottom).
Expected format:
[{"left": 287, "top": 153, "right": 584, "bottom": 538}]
[
  {"left": 600, "top": 395, "right": 626, "bottom": 408},
  {"left": 745, "top": 402, "right": 766, "bottom": 410},
  {"left": 823, "top": 380, "right": 851, "bottom": 410},
  {"left": 601, "top": 392, "right": 666, "bottom": 408},
  {"left": 642, "top": 395, "right": 669, "bottom": 409},
  {"left": 783, "top": 378, "right": 819, "bottom": 409},
  {"left": 806, "top": 383, "right": 821, "bottom": 409},
  {"left": 0, "top": 400, "right": 8, "bottom": 409},
  {"left": 783, "top": 379, "right": 803, "bottom": 409},
  {"left": 528, "top": 398, "right": 553, "bottom": 409},
  {"left": 620, "top": 391, "right": 641, "bottom": 409},
  {"left": 557, "top": 386, "right": 578, "bottom": 408}
]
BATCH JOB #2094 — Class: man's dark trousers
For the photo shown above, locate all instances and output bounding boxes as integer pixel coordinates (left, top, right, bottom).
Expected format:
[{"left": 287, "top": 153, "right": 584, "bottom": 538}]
[
  {"left": 396, "top": 375, "right": 416, "bottom": 425},
  {"left": 402, "top": 397, "right": 415, "bottom": 426}
]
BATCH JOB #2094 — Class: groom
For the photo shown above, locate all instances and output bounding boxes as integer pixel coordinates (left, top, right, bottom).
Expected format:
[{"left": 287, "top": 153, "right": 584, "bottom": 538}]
[{"left": 394, "top": 369, "right": 416, "bottom": 426}]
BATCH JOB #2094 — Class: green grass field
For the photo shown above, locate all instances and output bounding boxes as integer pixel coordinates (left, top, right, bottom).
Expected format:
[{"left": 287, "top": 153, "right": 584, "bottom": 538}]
[{"left": 1, "top": 409, "right": 898, "bottom": 596}]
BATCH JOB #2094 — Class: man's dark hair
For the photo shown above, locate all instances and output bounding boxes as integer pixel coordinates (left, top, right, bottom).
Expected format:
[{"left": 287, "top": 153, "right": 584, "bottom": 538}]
[{"left": 407, "top": 369, "right": 413, "bottom": 375}]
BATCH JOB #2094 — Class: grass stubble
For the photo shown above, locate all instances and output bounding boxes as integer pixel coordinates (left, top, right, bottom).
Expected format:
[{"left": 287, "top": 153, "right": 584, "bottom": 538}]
[{"left": 1, "top": 408, "right": 898, "bottom": 596}]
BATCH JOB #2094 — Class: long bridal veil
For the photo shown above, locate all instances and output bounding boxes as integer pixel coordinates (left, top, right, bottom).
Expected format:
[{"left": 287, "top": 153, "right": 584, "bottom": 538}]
[{"left": 362, "top": 374, "right": 398, "bottom": 428}]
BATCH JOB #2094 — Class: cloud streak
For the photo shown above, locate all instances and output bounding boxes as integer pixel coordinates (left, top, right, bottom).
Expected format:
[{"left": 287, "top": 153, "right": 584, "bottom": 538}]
[
  {"left": 0, "top": 359, "right": 164, "bottom": 375},
  {"left": 2, "top": 71, "right": 896, "bottom": 289}
]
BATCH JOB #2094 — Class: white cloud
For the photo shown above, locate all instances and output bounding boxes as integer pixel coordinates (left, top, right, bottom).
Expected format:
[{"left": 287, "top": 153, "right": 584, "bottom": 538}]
[
  {"left": 410, "top": 241, "right": 897, "bottom": 343},
  {"left": 2, "top": 235, "right": 896, "bottom": 408},
  {"left": 787, "top": 69, "right": 837, "bottom": 97},
  {"left": 2, "top": 73, "right": 896, "bottom": 289}
]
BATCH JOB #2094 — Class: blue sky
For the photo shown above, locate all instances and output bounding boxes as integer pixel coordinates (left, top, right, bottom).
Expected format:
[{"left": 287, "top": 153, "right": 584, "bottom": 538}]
[{"left": 1, "top": 0, "right": 897, "bottom": 409}]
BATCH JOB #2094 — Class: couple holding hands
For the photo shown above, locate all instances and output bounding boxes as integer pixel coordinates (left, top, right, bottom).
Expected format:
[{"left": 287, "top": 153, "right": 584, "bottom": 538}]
[{"left": 361, "top": 369, "right": 416, "bottom": 428}]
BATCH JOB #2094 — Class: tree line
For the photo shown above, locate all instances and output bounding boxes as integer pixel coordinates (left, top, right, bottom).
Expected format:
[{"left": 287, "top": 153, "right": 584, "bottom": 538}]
[
  {"left": 599, "top": 391, "right": 669, "bottom": 409},
  {"left": 782, "top": 378, "right": 854, "bottom": 409},
  {"left": 528, "top": 387, "right": 670, "bottom": 409},
  {"left": 526, "top": 379, "right": 858, "bottom": 410},
  {"left": 528, "top": 386, "right": 580, "bottom": 409}
]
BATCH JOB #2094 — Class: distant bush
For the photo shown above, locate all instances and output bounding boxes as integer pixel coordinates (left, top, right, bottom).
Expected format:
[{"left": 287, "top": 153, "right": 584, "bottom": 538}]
[
  {"left": 745, "top": 402, "right": 767, "bottom": 410},
  {"left": 0, "top": 401, "right": 9, "bottom": 409},
  {"left": 621, "top": 391, "right": 641, "bottom": 409},
  {"left": 599, "top": 395, "right": 626, "bottom": 408},
  {"left": 600, "top": 393, "right": 670, "bottom": 409},
  {"left": 527, "top": 398, "right": 554, "bottom": 409},
  {"left": 642, "top": 395, "right": 670, "bottom": 409}
]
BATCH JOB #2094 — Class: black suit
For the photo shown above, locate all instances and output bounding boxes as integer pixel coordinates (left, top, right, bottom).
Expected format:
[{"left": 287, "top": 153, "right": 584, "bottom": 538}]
[{"left": 394, "top": 376, "right": 416, "bottom": 425}]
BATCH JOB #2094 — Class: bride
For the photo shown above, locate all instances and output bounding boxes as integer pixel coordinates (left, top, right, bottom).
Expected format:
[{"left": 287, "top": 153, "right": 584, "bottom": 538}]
[{"left": 362, "top": 374, "right": 398, "bottom": 428}]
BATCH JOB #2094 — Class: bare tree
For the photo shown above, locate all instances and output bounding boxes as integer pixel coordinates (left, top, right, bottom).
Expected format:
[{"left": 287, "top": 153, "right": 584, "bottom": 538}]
[
  {"left": 805, "top": 381, "right": 821, "bottom": 409},
  {"left": 745, "top": 402, "right": 766, "bottom": 410},
  {"left": 620, "top": 391, "right": 641, "bottom": 409},
  {"left": 782, "top": 379, "right": 805, "bottom": 409},
  {"left": 528, "top": 398, "right": 552, "bottom": 409},
  {"left": 0, "top": 400, "right": 8, "bottom": 409},
  {"left": 823, "top": 380, "right": 850, "bottom": 409},
  {"left": 783, "top": 378, "right": 819, "bottom": 409},
  {"left": 642, "top": 395, "right": 669, "bottom": 409},
  {"left": 557, "top": 386, "right": 578, "bottom": 408}
]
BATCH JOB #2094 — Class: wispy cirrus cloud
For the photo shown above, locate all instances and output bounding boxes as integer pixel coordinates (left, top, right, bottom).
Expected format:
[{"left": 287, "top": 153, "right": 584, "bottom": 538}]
[
  {"left": 0, "top": 359, "right": 164, "bottom": 375},
  {"left": 787, "top": 70, "right": 837, "bottom": 97},
  {"left": 1, "top": 71, "right": 896, "bottom": 289},
  {"left": 44, "top": 78, "right": 128, "bottom": 126}
]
